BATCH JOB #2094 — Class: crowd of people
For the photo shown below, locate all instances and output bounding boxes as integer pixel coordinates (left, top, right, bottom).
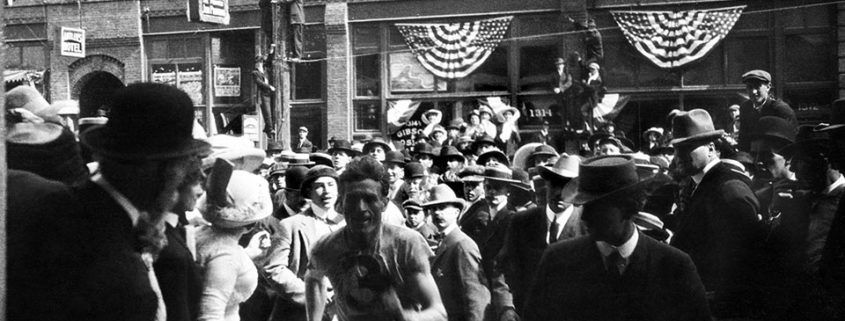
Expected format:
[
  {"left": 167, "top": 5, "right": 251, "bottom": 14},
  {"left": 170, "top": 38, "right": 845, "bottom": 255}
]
[{"left": 5, "top": 67, "right": 845, "bottom": 321}]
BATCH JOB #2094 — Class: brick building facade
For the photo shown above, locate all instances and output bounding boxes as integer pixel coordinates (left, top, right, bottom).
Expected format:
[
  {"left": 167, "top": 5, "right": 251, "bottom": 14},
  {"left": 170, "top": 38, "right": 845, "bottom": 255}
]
[{"left": 3, "top": 0, "right": 842, "bottom": 150}]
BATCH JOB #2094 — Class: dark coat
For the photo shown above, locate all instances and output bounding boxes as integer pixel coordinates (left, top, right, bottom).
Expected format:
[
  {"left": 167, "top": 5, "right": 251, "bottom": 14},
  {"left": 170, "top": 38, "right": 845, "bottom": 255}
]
[
  {"left": 523, "top": 233, "right": 711, "bottom": 321},
  {"left": 499, "top": 206, "right": 587, "bottom": 311},
  {"left": 821, "top": 194, "right": 845, "bottom": 313},
  {"left": 460, "top": 199, "right": 491, "bottom": 246},
  {"left": 738, "top": 98, "right": 797, "bottom": 151},
  {"left": 431, "top": 228, "right": 491, "bottom": 321},
  {"left": 155, "top": 223, "right": 202, "bottom": 321},
  {"left": 292, "top": 137, "right": 313, "bottom": 153},
  {"left": 670, "top": 162, "right": 765, "bottom": 318},
  {"left": 479, "top": 206, "right": 516, "bottom": 309}
]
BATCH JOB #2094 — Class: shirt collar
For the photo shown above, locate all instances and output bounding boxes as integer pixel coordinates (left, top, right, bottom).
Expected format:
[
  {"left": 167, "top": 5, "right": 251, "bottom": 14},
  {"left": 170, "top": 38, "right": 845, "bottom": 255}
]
[
  {"left": 91, "top": 173, "right": 141, "bottom": 227},
  {"left": 596, "top": 227, "right": 639, "bottom": 259},
  {"left": 546, "top": 204, "right": 574, "bottom": 224},
  {"left": 310, "top": 203, "right": 342, "bottom": 224},
  {"left": 490, "top": 201, "right": 508, "bottom": 217},
  {"left": 163, "top": 213, "right": 180, "bottom": 228},
  {"left": 441, "top": 223, "right": 458, "bottom": 237},
  {"left": 692, "top": 159, "right": 721, "bottom": 184},
  {"left": 825, "top": 174, "right": 845, "bottom": 195}
]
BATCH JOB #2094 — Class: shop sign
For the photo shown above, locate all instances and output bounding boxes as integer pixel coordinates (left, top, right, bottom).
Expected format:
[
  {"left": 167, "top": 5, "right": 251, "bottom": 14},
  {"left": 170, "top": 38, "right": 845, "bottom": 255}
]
[
  {"left": 187, "top": 0, "right": 230, "bottom": 25},
  {"left": 214, "top": 66, "right": 241, "bottom": 97},
  {"left": 59, "top": 27, "right": 85, "bottom": 58},
  {"left": 242, "top": 115, "right": 260, "bottom": 143}
]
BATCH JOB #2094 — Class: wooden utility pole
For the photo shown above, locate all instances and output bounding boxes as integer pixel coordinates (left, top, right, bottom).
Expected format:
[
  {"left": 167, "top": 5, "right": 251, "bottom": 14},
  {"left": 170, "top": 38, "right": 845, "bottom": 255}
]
[
  {"left": 1, "top": 2, "right": 8, "bottom": 316},
  {"left": 271, "top": 1, "right": 292, "bottom": 149}
]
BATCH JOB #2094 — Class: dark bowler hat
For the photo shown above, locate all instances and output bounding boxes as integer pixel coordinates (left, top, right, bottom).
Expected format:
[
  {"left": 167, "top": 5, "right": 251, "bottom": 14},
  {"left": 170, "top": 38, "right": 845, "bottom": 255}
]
[
  {"left": 749, "top": 116, "right": 796, "bottom": 152},
  {"left": 510, "top": 168, "right": 533, "bottom": 192},
  {"left": 404, "top": 162, "right": 427, "bottom": 179},
  {"left": 439, "top": 145, "right": 466, "bottom": 163},
  {"left": 328, "top": 139, "right": 359, "bottom": 156},
  {"left": 402, "top": 149, "right": 413, "bottom": 163},
  {"left": 528, "top": 144, "right": 559, "bottom": 164},
  {"left": 538, "top": 154, "right": 581, "bottom": 182},
  {"left": 284, "top": 166, "right": 309, "bottom": 192},
  {"left": 742, "top": 69, "right": 772, "bottom": 84},
  {"left": 363, "top": 137, "right": 393, "bottom": 154},
  {"left": 564, "top": 155, "right": 644, "bottom": 205},
  {"left": 310, "top": 152, "right": 334, "bottom": 167},
  {"left": 413, "top": 142, "right": 436, "bottom": 157},
  {"left": 471, "top": 134, "right": 497, "bottom": 153},
  {"left": 670, "top": 109, "right": 725, "bottom": 146},
  {"left": 423, "top": 184, "right": 465, "bottom": 210},
  {"left": 267, "top": 141, "right": 285, "bottom": 153},
  {"left": 484, "top": 165, "right": 519, "bottom": 184},
  {"left": 383, "top": 151, "right": 406, "bottom": 166},
  {"left": 780, "top": 125, "right": 829, "bottom": 158},
  {"left": 300, "top": 165, "right": 338, "bottom": 196},
  {"left": 458, "top": 165, "right": 485, "bottom": 183},
  {"left": 816, "top": 98, "right": 845, "bottom": 132},
  {"left": 477, "top": 149, "right": 510, "bottom": 167},
  {"left": 80, "top": 83, "right": 211, "bottom": 160}
]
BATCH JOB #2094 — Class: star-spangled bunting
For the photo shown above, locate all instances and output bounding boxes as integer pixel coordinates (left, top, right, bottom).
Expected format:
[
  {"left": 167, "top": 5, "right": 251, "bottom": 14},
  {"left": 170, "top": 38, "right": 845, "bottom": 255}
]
[
  {"left": 395, "top": 16, "right": 512, "bottom": 79},
  {"left": 611, "top": 6, "right": 745, "bottom": 69}
]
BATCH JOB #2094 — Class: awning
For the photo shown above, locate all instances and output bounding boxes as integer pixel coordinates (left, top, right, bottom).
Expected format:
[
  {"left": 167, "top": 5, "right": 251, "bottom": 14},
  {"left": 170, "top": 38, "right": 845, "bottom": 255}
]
[{"left": 4, "top": 70, "right": 44, "bottom": 84}]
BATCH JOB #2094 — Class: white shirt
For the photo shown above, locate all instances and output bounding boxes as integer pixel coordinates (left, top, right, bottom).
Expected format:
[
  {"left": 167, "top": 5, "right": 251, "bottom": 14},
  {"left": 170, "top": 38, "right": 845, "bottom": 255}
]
[
  {"left": 440, "top": 223, "right": 458, "bottom": 239},
  {"left": 489, "top": 201, "right": 508, "bottom": 219},
  {"left": 691, "top": 159, "right": 721, "bottom": 185},
  {"left": 824, "top": 174, "right": 845, "bottom": 196},
  {"left": 309, "top": 203, "right": 344, "bottom": 240},
  {"left": 596, "top": 227, "right": 639, "bottom": 274},
  {"left": 546, "top": 205, "right": 575, "bottom": 243}
]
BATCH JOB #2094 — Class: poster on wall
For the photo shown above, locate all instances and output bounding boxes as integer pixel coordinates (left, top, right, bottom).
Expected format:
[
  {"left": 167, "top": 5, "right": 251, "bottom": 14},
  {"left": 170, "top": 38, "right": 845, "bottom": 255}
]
[
  {"left": 214, "top": 66, "right": 241, "bottom": 97},
  {"left": 242, "top": 114, "right": 260, "bottom": 143},
  {"left": 389, "top": 52, "right": 445, "bottom": 92},
  {"left": 187, "top": 0, "right": 230, "bottom": 25},
  {"left": 151, "top": 64, "right": 177, "bottom": 86},
  {"left": 179, "top": 70, "right": 204, "bottom": 105}
]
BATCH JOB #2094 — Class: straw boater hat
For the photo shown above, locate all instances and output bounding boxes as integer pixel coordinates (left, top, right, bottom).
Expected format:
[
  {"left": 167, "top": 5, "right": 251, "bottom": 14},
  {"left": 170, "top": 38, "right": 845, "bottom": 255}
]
[
  {"left": 422, "top": 109, "right": 443, "bottom": 125},
  {"left": 199, "top": 167, "right": 272, "bottom": 229},
  {"left": 816, "top": 98, "right": 845, "bottom": 132},
  {"left": 299, "top": 165, "right": 339, "bottom": 196},
  {"left": 484, "top": 165, "right": 519, "bottom": 184},
  {"left": 310, "top": 152, "right": 334, "bottom": 167},
  {"left": 283, "top": 152, "right": 316, "bottom": 167},
  {"left": 477, "top": 149, "right": 510, "bottom": 167},
  {"left": 80, "top": 83, "right": 211, "bottom": 161},
  {"left": 669, "top": 109, "right": 725, "bottom": 146},
  {"left": 423, "top": 184, "right": 465, "bottom": 211},
  {"left": 538, "top": 154, "right": 581, "bottom": 182},
  {"left": 564, "top": 155, "right": 646, "bottom": 205}
]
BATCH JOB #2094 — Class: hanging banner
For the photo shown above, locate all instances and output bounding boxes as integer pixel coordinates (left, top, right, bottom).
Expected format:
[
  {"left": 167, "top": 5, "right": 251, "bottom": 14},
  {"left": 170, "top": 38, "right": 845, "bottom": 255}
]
[
  {"left": 59, "top": 27, "right": 85, "bottom": 58},
  {"left": 611, "top": 6, "right": 745, "bottom": 68},
  {"left": 395, "top": 16, "right": 512, "bottom": 79},
  {"left": 187, "top": 0, "right": 230, "bottom": 25},
  {"left": 388, "top": 100, "right": 427, "bottom": 149},
  {"left": 214, "top": 66, "right": 241, "bottom": 97}
]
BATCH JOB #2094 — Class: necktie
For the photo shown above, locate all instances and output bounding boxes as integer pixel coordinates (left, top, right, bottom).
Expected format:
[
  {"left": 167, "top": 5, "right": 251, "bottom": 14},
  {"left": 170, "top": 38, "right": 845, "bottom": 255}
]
[
  {"left": 607, "top": 250, "right": 626, "bottom": 276},
  {"left": 548, "top": 220, "right": 560, "bottom": 244}
]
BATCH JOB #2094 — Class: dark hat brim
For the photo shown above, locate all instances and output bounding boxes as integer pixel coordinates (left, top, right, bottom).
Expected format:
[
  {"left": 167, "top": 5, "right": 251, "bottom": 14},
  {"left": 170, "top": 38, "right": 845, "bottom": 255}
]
[
  {"left": 422, "top": 199, "right": 465, "bottom": 210},
  {"left": 537, "top": 165, "right": 578, "bottom": 181},
  {"left": 328, "top": 147, "right": 360, "bottom": 156},
  {"left": 669, "top": 130, "right": 725, "bottom": 146},
  {"left": 485, "top": 176, "right": 520, "bottom": 184},
  {"left": 779, "top": 139, "right": 828, "bottom": 158},
  {"left": 81, "top": 125, "right": 211, "bottom": 160},
  {"left": 563, "top": 176, "right": 647, "bottom": 205}
]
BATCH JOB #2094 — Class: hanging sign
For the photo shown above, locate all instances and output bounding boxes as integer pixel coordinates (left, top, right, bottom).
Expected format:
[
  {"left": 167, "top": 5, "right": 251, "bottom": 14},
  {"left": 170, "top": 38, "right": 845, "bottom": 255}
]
[
  {"left": 187, "top": 0, "right": 230, "bottom": 25},
  {"left": 60, "top": 27, "right": 85, "bottom": 58}
]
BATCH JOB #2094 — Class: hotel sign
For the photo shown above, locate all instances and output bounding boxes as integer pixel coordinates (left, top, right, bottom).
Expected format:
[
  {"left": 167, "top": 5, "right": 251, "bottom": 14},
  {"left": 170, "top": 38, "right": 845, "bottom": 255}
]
[
  {"left": 60, "top": 27, "right": 85, "bottom": 58},
  {"left": 187, "top": 0, "right": 230, "bottom": 25}
]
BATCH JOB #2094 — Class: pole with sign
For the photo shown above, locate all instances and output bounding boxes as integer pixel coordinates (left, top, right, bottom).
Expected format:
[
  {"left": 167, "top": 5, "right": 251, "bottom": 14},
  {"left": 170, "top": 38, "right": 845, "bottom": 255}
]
[{"left": 59, "top": 27, "right": 85, "bottom": 58}]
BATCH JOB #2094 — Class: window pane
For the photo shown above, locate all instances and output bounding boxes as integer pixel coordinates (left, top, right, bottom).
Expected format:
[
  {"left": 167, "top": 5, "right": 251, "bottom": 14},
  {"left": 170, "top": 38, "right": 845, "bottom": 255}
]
[
  {"left": 637, "top": 59, "right": 679, "bottom": 87},
  {"left": 784, "top": 87, "right": 835, "bottom": 124},
  {"left": 725, "top": 37, "right": 769, "bottom": 84},
  {"left": 354, "top": 26, "right": 379, "bottom": 53},
  {"left": 151, "top": 64, "right": 177, "bottom": 86},
  {"left": 453, "top": 47, "right": 508, "bottom": 92},
  {"left": 304, "top": 25, "right": 326, "bottom": 58},
  {"left": 21, "top": 45, "right": 45, "bottom": 69},
  {"left": 354, "top": 100, "right": 382, "bottom": 131},
  {"left": 785, "top": 34, "right": 834, "bottom": 82},
  {"left": 603, "top": 39, "right": 637, "bottom": 87},
  {"left": 149, "top": 40, "right": 168, "bottom": 59},
  {"left": 178, "top": 63, "right": 204, "bottom": 106},
  {"left": 389, "top": 52, "right": 441, "bottom": 93},
  {"left": 293, "top": 61, "right": 323, "bottom": 100},
  {"left": 389, "top": 26, "right": 406, "bottom": 48},
  {"left": 520, "top": 45, "right": 559, "bottom": 92},
  {"left": 185, "top": 38, "right": 204, "bottom": 58},
  {"left": 356, "top": 54, "right": 380, "bottom": 96},
  {"left": 684, "top": 44, "right": 724, "bottom": 86}
]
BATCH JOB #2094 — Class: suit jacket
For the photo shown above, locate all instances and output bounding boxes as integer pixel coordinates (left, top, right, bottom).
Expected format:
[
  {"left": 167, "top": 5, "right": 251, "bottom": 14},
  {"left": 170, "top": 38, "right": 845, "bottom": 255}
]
[
  {"left": 292, "top": 137, "right": 313, "bottom": 153},
  {"left": 155, "top": 223, "right": 202, "bottom": 321},
  {"left": 670, "top": 162, "right": 764, "bottom": 318},
  {"left": 460, "top": 199, "right": 491, "bottom": 246},
  {"left": 523, "top": 233, "right": 711, "bottom": 321},
  {"left": 431, "top": 228, "right": 491, "bottom": 321},
  {"left": 821, "top": 194, "right": 845, "bottom": 308},
  {"left": 499, "top": 206, "right": 587, "bottom": 311},
  {"left": 266, "top": 208, "right": 344, "bottom": 321},
  {"left": 479, "top": 206, "right": 516, "bottom": 310}
]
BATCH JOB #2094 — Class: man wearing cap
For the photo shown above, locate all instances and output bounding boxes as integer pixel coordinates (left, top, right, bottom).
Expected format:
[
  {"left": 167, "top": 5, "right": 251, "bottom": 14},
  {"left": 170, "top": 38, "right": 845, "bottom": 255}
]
[
  {"left": 499, "top": 154, "right": 586, "bottom": 312},
  {"left": 458, "top": 165, "right": 491, "bottom": 245},
  {"left": 305, "top": 157, "right": 447, "bottom": 321},
  {"left": 293, "top": 126, "right": 314, "bottom": 153},
  {"left": 523, "top": 155, "right": 710, "bottom": 321},
  {"left": 479, "top": 165, "right": 519, "bottom": 321},
  {"left": 669, "top": 109, "right": 764, "bottom": 319},
  {"left": 738, "top": 69, "right": 797, "bottom": 152},
  {"left": 816, "top": 99, "right": 845, "bottom": 318},
  {"left": 425, "top": 185, "right": 491, "bottom": 321},
  {"left": 264, "top": 165, "right": 344, "bottom": 321},
  {"left": 328, "top": 139, "right": 358, "bottom": 175},
  {"left": 403, "top": 199, "right": 439, "bottom": 249}
]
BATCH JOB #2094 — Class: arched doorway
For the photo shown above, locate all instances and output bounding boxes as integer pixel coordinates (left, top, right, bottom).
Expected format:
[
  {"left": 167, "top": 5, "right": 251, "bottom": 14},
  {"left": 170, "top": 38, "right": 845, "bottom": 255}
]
[{"left": 75, "top": 71, "right": 125, "bottom": 117}]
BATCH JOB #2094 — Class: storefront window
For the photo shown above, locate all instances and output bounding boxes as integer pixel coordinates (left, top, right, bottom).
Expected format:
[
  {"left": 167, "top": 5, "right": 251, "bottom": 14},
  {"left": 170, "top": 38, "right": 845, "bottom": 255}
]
[
  {"left": 453, "top": 46, "right": 508, "bottom": 92},
  {"left": 151, "top": 63, "right": 204, "bottom": 105},
  {"left": 356, "top": 54, "right": 380, "bottom": 97},
  {"left": 292, "top": 61, "right": 324, "bottom": 100},
  {"left": 389, "top": 52, "right": 443, "bottom": 93},
  {"left": 785, "top": 34, "right": 834, "bottom": 83},
  {"left": 519, "top": 45, "right": 559, "bottom": 92},
  {"left": 354, "top": 100, "right": 382, "bottom": 131},
  {"left": 725, "top": 37, "right": 769, "bottom": 84},
  {"left": 603, "top": 39, "right": 637, "bottom": 88}
]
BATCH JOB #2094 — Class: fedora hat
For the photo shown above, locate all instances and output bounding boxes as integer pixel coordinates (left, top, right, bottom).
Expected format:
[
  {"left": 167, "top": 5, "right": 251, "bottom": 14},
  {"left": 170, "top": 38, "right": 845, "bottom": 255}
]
[
  {"left": 484, "top": 165, "right": 519, "bottom": 184},
  {"left": 202, "top": 135, "right": 266, "bottom": 172},
  {"left": 564, "top": 155, "right": 643, "bottom": 205},
  {"left": 402, "top": 199, "right": 424, "bottom": 211},
  {"left": 510, "top": 168, "right": 533, "bottom": 191},
  {"left": 328, "top": 139, "right": 359, "bottom": 156},
  {"left": 749, "top": 116, "right": 796, "bottom": 152},
  {"left": 458, "top": 165, "right": 485, "bottom": 183},
  {"left": 383, "top": 150, "right": 406, "bottom": 166},
  {"left": 779, "top": 124, "right": 829, "bottom": 158},
  {"left": 422, "top": 184, "right": 465, "bottom": 211},
  {"left": 439, "top": 145, "right": 466, "bottom": 163},
  {"left": 477, "top": 149, "right": 510, "bottom": 167},
  {"left": 816, "top": 98, "right": 845, "bottom": 132},
  {"left": 413, "top": 142, "right": 436, "bottom": 157},
  {"left": 363, "top": 137, "right": 393, "bottom": 154},
  {"left": 310, "top": 152, "right": 334, "bottom": 167},
  {"left": 404, "top": 162, "right": 427, "bottom": 179},
  {"left": 421, "top": 109, "right": 443, "bottom": 125},
  {"left": 199, "top": 169, "right": 273, "bottom": 229},
  {"left": 538, "top": 153, "right": 581, "bottom": 181},
  {"left": 283, "top": 165, "right": 309, "bottom": 191},
  {"left": 527, "top": 144, "right": 559, "bottom": 164},
  {"left": 670, "top": 109, "right": 725, "bottom": 146},
  {"left": 471, "top": 134, "right": 497, "bottom": 153},
  {"left": 300, "top": 165, "right": 338, "bottom": 196},
  {"left": 81, "top": 83, "right": 211, "bottom": 160}
]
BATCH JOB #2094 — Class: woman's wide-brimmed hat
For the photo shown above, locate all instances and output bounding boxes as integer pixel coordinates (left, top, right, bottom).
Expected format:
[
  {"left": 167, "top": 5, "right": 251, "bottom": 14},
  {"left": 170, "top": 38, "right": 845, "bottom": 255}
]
[
  {"left": 670, "top": 109, "right": 725, "bottom": 146},
  {"left": 81, "top": 83, "right": 211, "bottom": 160},
  {"left": 422, "top": 109, "right": 443, "bottom": 125},
  {"left": 477, "top": 149, "right": 510, "bottom": 167},
  {"left": 200, "top": 167, "right": 272, "bottom": 229},
  {"left": 363, "top": 137, "right": 393, "bottom": 154},
  {"left": 328, "top": 139, "right": 359, "bottom": 156},
  {"left": 422, "top": 184, "right": 465, "bottom": 211},
  {"left": 641, "top": 127, "right": 664, "bottom": 141},
  {"left": 202, "top": 135, "right": 267, "bottom": 172},
  {"left": 495, "top": 105, "right": 521, "bottom": 123},
  {"left": 563, "top": 155, "right": 645, "bottom": 205}
]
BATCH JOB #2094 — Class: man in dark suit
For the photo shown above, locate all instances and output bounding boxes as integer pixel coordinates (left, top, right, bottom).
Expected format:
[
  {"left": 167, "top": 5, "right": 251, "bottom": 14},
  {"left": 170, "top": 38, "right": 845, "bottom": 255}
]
[
  {"left": 479, "top": 165, "right": 519, "bottom": 321},
  {"left": 499, "top": 154, "right": 586, "bottom": 312},
  {"left": 669, "top": 109, "right": 765, "bottom": 319},
  {"left": 292, "top": 126, "right": 313, "bottom": 153},
  {"left": 425, "top": 184, "right": 491, "bottom": 321},
  {"left": 458, "top": 165, "right": 491, "bottom": 245},
  {"left": 816, "top": 99, "right": 845, "bottom": 318},
  {"left": 524, "top": 155, "right": 710, "bottom": 321}
]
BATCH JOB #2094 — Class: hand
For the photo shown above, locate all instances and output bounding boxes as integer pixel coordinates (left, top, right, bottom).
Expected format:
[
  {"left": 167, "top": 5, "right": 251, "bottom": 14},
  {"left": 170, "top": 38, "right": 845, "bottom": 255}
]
[
  {"left": 499, "top": 308, "right": 520, "bottom": 321},
  {"left": 245, "top": 231, "right": 271, "bottom": 259},
  {"left": 553, "top": 88, "right": 561, "bottom": 94}
]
